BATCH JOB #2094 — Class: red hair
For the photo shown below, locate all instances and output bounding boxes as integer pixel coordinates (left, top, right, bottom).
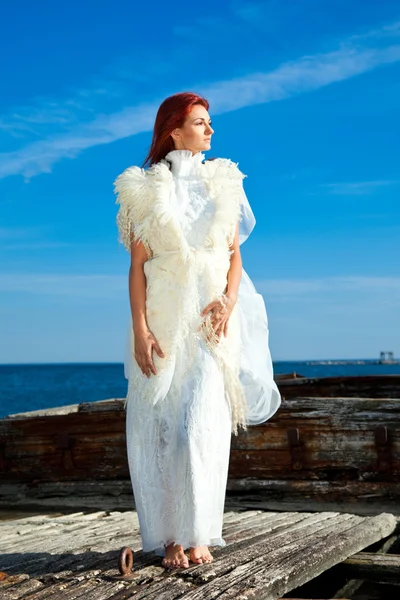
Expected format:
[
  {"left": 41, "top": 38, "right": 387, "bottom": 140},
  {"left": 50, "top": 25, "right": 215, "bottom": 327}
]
[{"left": 142, "top": 92, "right": 209, "bottom": 168}]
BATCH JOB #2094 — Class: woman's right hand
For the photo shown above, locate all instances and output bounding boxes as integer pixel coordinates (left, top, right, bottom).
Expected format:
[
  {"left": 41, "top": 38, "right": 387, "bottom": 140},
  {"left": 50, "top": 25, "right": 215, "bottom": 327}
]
[{"left": 134, "top": 327, "right": 165, "bottom": 378}]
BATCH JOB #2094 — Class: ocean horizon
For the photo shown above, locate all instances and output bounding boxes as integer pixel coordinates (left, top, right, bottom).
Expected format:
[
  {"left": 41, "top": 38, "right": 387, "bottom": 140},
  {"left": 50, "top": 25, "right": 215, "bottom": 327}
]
[{"left": 1, "top": 360, "right": 399, "bottom": 420}]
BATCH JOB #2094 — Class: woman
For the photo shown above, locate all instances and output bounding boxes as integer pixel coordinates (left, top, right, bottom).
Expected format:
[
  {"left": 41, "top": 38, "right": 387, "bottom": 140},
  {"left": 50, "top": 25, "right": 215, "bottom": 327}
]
[{"left": 114, "top": 92, "right": 281, "bottom": 569}]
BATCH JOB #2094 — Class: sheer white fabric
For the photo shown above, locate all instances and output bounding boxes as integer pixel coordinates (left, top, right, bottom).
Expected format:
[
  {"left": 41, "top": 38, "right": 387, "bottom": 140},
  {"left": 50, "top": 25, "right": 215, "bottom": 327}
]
[
  {"left": 124, "top": 149, "right": 281, "bottom": 555},
  {"left": 235, "top": 184, "right": 281, "bottom": 425}
]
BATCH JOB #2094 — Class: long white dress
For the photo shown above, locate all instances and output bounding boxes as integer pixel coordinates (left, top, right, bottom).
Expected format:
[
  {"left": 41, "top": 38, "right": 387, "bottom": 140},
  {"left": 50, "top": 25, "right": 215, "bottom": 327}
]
[{"left": 123, "top": 149, "right": 281, "bottom": 556}]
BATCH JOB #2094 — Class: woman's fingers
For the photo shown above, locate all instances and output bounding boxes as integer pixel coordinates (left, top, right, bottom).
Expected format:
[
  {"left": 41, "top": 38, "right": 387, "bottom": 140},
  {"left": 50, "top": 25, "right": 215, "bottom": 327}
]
[
  {"left": 216, "top": 320, "right": 225, "bottom": 340},
  {"left": 135, "top": 331, "right": 166, "bottom": 377},
  {"left": 224, "top": 320, "right": 229, "bottom": 337},
  {"left": 154, "top": 341, "right": 165, "bottom": 358},
  {"left": 200, "top": 300, "right": 218, "bottom": 316},
  {"left": 190, "top": 297, "right": 234, "bottom": 347},
  {"left": 136, "top": 354, "right": 150, "bottom": 377}
]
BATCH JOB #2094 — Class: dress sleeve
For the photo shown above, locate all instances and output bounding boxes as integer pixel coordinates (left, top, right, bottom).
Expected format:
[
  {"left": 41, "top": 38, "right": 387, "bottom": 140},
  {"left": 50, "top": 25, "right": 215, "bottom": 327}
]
[
  {"left": 113, "top": 166, "right": 153, "bottom": 257},
  {"left": 224, "top": 159, "right": 256, "bottom": 246},
  {"left": 237, "top": 181, "right": 256, "bottom": 245}
]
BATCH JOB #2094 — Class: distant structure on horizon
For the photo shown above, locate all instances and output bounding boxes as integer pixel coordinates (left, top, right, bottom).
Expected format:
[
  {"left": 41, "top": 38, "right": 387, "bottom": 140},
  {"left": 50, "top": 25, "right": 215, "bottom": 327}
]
[{"left": 379, "top": 351, "right": 396, "bottom": 364}]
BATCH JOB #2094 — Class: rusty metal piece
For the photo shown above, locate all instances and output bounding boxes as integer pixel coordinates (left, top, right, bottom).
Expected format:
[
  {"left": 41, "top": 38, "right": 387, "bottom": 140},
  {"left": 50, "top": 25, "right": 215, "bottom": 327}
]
[
  {"left": 287, "top": 427, "right": 303, "bottom": 470},
  {"left": 118, "top": 546, "right": 134, "bottom": 575},
  {"left": 56, "top": 433, "right": 75, "bottom": 471},
  {"left": 374, "top": 425, "right": 392, "bottom": 472}
]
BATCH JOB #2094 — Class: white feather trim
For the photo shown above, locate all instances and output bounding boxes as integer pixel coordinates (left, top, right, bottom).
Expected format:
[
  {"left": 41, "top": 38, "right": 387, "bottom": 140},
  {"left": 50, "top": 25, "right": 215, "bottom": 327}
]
[
  {"left": 113, "top": 166, "right": 154, "bottom": 258},
  {"left": 114, "top": 156, "right": 249, "bottom": 434}
]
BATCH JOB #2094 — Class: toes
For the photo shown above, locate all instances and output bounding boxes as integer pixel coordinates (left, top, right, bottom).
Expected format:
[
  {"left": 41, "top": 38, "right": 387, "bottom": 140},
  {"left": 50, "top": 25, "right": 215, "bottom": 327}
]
[
  {"left": 189, "top": 546, "right": 214, "bottom": 565},
  {"left": 181, "top": 559, "right": 190, "bottom": 569},
  {"left": 163, "top": 553, "right": 189, "bottom": 569}
]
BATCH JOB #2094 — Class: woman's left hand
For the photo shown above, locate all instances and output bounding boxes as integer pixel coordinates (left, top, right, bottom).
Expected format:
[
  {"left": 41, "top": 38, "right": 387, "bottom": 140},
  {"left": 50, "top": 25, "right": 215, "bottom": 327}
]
[{"left": 200, "top": 293, "right": 236, "bottom": 341}]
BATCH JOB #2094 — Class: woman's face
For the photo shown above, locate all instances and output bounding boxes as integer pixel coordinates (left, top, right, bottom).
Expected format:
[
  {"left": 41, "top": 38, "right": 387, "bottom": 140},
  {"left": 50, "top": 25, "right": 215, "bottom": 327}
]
[{"left": 171, "top": 104, "right": 214, "bottom": 154}]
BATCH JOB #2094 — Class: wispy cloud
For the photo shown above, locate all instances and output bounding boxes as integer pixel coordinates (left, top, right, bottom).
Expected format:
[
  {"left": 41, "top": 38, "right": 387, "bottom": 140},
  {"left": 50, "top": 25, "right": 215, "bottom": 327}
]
[
  {"left": 0, "top": 273, "right": 126, "bottom": 298},
  {"left": 0, "top": 225, "right": 74, "bottom": 249},
  {"left": 348, "top": 19, "right": 400, "bottom": 43},
  {"left": 254, "top": 275, "right": 400, "bottom": 306},
  {"left": 0, "top": 225, "right": 50, "bottom": 241},
  {"left": 317, "top": 180, "right": 400, "bottom": 195},
  {"left": 0, "top": 241, "right": 77, "bottom": 250},
  {"left": 0, "top": 103, "right": 158, "bottom": 182},
  {"left": 1, "top": 21, "right": 400, "bottom": 181},
  {"left": 260, "top": 275, "right": 400, "bottom": 292},
  {"left": 1, "top": 272, "right": 398, "bottom": 361},
  {"left": 1, "top": 273, "right": 400, "bottom": 305},
  {"left": 204, "top": 44, "right": 400, "bottom": 113}
]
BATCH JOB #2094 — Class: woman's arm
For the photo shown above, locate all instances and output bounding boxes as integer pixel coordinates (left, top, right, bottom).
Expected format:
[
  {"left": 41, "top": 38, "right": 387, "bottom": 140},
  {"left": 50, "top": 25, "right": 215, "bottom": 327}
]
[
  {"left": 129, "top": 237, "right": 165, "bottom": 377},
  {"left": 129, "top": 237, "right": 149, "bottom": 335},
  {"left": 225, "top": 221, "right": 242, "bottom": 302}
]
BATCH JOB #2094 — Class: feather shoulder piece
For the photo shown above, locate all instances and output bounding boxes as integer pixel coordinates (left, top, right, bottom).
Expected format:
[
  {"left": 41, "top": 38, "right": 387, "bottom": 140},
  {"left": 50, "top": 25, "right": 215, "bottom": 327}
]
[
  {"left": 113, "top": 166, "right": 153, "bottom": 257},
  {"left": 202, "top": 156, "right": 247, "bottom": 183},
  {"left": 201, "top": 158, "right": 247, "bottom": 246}
]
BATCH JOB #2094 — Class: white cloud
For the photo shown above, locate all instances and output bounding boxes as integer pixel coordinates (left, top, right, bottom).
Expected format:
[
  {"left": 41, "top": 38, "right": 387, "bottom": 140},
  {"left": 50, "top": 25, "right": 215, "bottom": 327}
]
[
  {"left": 254, "top": 275, "right": 400, "bottom": 304},
  {"left": 0, "top": 225, "right": 53, "bottom": 241},
  {"left": 317, "top": 180, "right": 400, "bottom": 195},
  {"left": 1, "top": 271, "right": 398, "bottom": 361},
  {"left": 1, "top": 21, "right": 400, "bottom": 181},
  {"left": 347, "top": 19, "right": 400, "bottom": 43},
  {"left": 0, "top": 103, "right": 158, "bottom": 182},
  {"left": 0, "top": 225, "right": 73, "bottom": 249},
  {"left": 253, "top": 274, "right": 400, "bottom": 360},
  {"left": 0, "top": 273, "right": 126, "bottom": 298},
  {"left": 1, "top": 272, "right": 400, "bottom": 305}
]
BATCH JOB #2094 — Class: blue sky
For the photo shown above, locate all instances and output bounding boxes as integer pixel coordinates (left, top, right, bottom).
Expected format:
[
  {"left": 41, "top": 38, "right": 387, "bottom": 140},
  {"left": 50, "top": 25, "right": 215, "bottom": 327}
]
[{"left": 0, "top": 0, "right": 399, "bottom": 363}]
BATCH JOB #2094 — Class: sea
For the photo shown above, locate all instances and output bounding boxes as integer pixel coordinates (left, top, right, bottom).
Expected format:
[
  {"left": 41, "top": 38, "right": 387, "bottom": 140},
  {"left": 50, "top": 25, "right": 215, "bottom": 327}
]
[{"left": 0, "top": 360, "right": 399, "bottom": 419}]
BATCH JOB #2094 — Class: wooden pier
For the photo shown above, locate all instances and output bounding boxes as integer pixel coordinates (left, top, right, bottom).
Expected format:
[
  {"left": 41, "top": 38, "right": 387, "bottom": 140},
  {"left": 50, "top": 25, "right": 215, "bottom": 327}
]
[
  {"left": 1, "top": 374, "right": 400, "bottom": 597},
  {"left": 0, "top": 508, "right": 398, "bottom": 599}
]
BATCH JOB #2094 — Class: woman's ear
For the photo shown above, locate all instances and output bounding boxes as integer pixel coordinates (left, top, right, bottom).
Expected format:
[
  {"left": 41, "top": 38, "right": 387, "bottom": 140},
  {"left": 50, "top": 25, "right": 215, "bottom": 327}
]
[{"left": 170, "top": 129, "right": 180, "bottom": 142}]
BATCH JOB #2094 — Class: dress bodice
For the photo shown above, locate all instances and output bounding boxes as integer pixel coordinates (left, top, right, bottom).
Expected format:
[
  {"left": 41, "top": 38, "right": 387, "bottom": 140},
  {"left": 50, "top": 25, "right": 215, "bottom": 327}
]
[
  {"left": 164, "top": 150, "right": 216, "bottom": 248},
  {"left": 115, "top": 150, "right": 281, "bottom": 435}
]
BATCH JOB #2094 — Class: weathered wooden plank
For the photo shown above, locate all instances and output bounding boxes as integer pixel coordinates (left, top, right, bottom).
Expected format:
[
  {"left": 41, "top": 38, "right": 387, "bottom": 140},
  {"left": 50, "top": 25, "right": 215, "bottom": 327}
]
[
  {"left": 1, "top": 396, "right": 399, "bottom": 505},
  {"left": 225, "top": 480, "right": 400, "bottom": 515},
  {"left": 227, "top": 478, "right": 400, "bottom": 496},
  {"left": 2, "top": 478, "right": 400, "bottom": 515},
  {"left": 180, "top": 513, "right": 362, "bottom": 583},
  {"left": 222, "top": 511, "right": 319, "bottom": 545},
  {"left": 340, "top": 537, "right": 400, "bottom": 596},
  {"left": 4, "top": 399, "right": 124, "bottom": 419},
  {"left": 2, "top": 375, "right": 400, "bottom": 424},
  {"left": 0, "top": 573, "right": 39, "bottom": 593},
  {"left": 278, "top": 375, "right": 400, "bottom": 398},
  {"left": 107, "top": 576, "right": 195, "bottom": 600},
  {"left": 339, "top": 552, "right": 400, "bottom": 583},
  {"left": 0, "top": 509, "right": 397, "bottom": 600},
  {"left": 178, "top": 513, "right": 397, "bottom": 600}
]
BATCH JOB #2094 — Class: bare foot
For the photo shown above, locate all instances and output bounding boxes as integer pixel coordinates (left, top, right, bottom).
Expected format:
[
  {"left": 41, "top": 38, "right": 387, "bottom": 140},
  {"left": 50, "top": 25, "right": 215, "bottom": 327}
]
[
  {"left": 161, "top": 543, "right": 189, "bottom": 569},
  {"left": 189, "top": 545, "right": 213, "bottom": 564}
]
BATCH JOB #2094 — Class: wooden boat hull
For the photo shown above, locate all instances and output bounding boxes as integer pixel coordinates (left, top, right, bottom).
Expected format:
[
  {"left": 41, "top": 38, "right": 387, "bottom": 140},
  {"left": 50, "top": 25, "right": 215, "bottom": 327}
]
[{"left": 1, "top": 375, "right": 399, "bottom": 511}]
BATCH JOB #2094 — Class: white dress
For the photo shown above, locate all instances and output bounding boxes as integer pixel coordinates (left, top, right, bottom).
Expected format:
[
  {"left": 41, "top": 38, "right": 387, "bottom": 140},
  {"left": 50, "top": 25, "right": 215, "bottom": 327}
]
[{"left": 123, "top": 149, "right": 281, "bottom": 556}]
